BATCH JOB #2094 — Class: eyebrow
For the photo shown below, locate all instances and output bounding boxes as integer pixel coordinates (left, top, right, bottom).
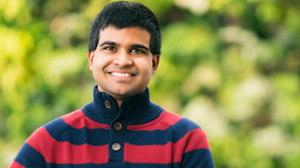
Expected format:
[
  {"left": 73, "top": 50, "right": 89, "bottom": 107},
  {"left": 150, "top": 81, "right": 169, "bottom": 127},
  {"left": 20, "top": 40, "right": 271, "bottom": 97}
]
[
  {"left": 131, "top": 44, "right": 149, "bottom": 51},
  {"left": 99, "top": 41, "right": 118, "bottom": 47}
]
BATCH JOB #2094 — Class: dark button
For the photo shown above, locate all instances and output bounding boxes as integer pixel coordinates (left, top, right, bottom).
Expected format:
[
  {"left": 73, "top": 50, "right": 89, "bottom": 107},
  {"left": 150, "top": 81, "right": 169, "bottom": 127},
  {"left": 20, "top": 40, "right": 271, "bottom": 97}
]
[
  {"left": 112, "top": 143, "right": 121, "bottom": 151},
  {"left": 114, "top": 122, "right": 122, "bottom": 130},
  {"left": 104, "top": 100, "right": 111, "bottom": 108}
]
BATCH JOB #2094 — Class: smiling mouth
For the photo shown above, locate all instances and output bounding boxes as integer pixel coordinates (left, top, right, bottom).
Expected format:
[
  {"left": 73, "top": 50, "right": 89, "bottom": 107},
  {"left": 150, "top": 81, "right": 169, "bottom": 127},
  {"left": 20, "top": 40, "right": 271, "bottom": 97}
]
[{"left": 109, "top": 72, "right": 135, "bottom": 77}]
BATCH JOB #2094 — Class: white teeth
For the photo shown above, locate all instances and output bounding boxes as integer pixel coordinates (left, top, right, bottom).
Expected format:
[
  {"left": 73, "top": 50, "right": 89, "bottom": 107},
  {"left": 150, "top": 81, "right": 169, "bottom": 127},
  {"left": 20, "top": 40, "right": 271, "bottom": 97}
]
[{"left": 111, "top": 72, "right": 133, "bottom": 77}]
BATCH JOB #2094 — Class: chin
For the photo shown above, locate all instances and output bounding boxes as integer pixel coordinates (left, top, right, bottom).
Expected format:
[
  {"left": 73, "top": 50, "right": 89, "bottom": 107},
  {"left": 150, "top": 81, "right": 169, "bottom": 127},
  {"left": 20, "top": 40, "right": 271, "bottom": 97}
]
[{"left": 114, "top": 88, "right": 144, "bottom": 97}]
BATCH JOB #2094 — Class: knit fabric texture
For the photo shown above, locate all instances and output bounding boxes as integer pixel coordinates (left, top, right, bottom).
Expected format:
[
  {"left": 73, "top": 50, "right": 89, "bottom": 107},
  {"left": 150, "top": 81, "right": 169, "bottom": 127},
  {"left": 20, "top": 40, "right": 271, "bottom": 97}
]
[{"left": 10, "top": 86, "right": 214, "bottom": 168}]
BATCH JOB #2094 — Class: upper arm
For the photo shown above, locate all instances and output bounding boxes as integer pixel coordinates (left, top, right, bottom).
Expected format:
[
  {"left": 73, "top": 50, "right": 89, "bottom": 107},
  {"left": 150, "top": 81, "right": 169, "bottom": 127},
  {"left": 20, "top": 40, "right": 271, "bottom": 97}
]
[
  {"left": 173, "top": 117, "right": 214, "bottom": 168},
  {"left": 181, "top": 128, "right": 214, "bottom": 168},
  {"left": 10, "top": 126, "right": 52, "bottom": 168}
]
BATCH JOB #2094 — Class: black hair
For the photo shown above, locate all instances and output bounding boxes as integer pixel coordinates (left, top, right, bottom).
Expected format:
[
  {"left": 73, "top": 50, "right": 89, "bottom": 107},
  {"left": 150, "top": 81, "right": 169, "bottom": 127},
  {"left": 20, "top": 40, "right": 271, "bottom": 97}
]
[{"left": 88, "top": 1, "right": 161, "bottom": 55}]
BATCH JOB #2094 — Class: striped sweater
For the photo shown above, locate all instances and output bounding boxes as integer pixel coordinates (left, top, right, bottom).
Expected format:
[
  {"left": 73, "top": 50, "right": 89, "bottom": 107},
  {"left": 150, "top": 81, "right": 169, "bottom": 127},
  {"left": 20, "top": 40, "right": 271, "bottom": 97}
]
[{"left": 10, "top": 86, "right": 214, "bottom": 168}]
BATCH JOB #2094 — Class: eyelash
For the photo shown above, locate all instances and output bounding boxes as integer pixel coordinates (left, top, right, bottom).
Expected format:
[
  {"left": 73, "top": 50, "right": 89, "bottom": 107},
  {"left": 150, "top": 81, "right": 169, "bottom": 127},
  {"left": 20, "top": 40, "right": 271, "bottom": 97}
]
[
  {"left": 102, "top": 47, "right": 145, "bottom": 54},
  {"left": 104, "top": 46, "right": 116, "bottom": 51},
  {"left": 131, "top": 49, "right": 145, "bottom": 54}
]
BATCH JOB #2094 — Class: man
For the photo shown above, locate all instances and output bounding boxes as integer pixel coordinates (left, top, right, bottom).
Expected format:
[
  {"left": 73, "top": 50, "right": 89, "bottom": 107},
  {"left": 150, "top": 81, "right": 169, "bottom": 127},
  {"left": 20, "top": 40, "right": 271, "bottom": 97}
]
[{"left": 10, "top": 1, "right": 214, "bottom": 168}]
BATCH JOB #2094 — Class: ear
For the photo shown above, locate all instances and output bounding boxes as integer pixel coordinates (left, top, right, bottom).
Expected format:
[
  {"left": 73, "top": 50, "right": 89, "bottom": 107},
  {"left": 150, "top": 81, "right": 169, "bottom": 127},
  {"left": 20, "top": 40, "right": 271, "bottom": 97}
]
[
  {"left": 152, "top": 54, "right": 160, "bottom": 75},
  {"left": 87, "top": 51, "right": 95, "bottom": 71}
]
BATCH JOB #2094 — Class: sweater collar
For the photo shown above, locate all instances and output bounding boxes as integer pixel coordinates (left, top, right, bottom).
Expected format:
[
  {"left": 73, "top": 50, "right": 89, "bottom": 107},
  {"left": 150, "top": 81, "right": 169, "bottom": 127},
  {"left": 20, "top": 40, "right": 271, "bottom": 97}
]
[{"left": 82, "top": 85, "right": 164, "bottom": 125}]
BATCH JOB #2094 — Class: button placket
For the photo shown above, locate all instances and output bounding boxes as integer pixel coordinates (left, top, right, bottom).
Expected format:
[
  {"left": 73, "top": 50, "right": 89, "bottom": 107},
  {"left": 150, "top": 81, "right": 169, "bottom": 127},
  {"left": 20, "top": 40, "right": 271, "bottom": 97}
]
[{"left": 105, "top": 99, "right": 128, "bottom": 161}]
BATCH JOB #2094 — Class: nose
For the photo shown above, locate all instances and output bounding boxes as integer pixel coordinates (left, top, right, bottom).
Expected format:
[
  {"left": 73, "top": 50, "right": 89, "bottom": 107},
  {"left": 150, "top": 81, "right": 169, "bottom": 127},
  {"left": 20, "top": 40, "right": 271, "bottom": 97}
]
[{"left": 113, "top": 51, "right": 133, "bottom": 67}]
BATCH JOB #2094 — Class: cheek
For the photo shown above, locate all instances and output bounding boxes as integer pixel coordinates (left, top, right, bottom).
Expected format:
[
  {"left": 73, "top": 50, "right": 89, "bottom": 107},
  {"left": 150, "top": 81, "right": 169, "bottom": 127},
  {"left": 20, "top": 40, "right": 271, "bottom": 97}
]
[
  {"left": 135, "top": 59, "right": 152, "bottom": 72},
  {"left": 93, "top": 55, "right": 112, "bottom": 69}
]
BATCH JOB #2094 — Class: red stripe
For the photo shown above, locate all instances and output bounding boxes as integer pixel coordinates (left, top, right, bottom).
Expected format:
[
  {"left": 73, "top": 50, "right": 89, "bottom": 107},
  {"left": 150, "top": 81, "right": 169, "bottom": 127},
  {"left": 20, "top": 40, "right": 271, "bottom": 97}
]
[
  {"left": 127, "top": 111, "right": 183, "bottom": 131},
  {"left": 9, "top": 161, "right": 25, "bottom": 168},
  {"left": 124, "top": 128, "right": 210, "bottom": 164},
  {"left": 183, "top": 128, "right": 211, "bottom": 152},
  {"left": 49, "top": 142, "right": 109, "bottom": 164},
  {"left": 26, "top": 127, "right": 51, "bottom": 156},
  {"left": 26, "top": 127, "right": 109, "bottom": 164},
  {"left": 124, "top": 142, "right": 183, "bottom": 164},
  {"left": 62, "top": 110, "right": 110, "bottom": 129}
]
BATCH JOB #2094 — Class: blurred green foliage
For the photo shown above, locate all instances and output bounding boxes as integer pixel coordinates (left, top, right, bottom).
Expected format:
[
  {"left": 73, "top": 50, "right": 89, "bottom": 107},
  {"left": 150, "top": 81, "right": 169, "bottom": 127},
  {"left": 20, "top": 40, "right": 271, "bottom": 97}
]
[{"left": 1, "top": 0, "right": 300, "bottom": 167}]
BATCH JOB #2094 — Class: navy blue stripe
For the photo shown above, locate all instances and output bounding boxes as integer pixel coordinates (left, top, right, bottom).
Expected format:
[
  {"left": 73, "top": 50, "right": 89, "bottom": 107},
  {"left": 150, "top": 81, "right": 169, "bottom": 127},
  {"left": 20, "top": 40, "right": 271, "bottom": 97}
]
[
  {"left": 171, "top": 118, "right": 201, "bottom": 137},
  {"left": 43, "top": 117, "right": 110, "bottom": 145},
  {"left": 126, "top": 118, "right": 201, "bottom": 145},
  {"left": 124, "top": 162, "right": 181, "bottom": 168},
  {"left": 182, "top": 148, "right": 214, "bottom": 168},
  {"left": 125, "top": 129, "right": 174, "bottom": 144},
  {"left": 46, "top": 163, "right": 107, "bottom": 168},
  {"left": 45, "top": 162, "right": 181, "bottom": 168},
  {"left": 14, "top": 142, "right": 46, "bottom": 167}
]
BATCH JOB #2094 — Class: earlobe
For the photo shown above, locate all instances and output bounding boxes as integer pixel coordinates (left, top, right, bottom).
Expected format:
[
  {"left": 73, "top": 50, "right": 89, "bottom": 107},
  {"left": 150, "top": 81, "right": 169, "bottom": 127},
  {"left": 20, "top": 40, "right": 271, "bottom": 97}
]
[
  {"left": 152, "top": 55, "right": 160, "bottom": 75},
  {"left": 88, "top": 51, "right": 95, "bottom": 71}
]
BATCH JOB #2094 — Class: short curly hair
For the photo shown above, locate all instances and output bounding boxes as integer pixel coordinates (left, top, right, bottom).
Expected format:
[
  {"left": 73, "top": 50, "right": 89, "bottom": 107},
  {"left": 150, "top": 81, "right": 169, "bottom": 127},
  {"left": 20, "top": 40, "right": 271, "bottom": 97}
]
[{"left": 88, "top": 1, "right": 162, "bottom": 55}]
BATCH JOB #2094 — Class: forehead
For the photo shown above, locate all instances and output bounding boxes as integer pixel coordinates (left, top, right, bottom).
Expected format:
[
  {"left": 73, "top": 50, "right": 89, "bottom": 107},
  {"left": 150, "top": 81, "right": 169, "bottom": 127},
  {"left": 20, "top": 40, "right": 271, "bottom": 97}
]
[{"left": 99, "top": 26, "right": 151, "bottom": 47}]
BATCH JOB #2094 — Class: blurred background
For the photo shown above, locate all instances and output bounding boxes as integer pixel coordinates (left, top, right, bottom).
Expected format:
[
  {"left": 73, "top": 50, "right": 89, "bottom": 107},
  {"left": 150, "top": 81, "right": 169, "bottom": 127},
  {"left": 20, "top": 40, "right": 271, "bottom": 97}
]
[{"left": 1, "top": 0, "right": 300, "bottom": 167}]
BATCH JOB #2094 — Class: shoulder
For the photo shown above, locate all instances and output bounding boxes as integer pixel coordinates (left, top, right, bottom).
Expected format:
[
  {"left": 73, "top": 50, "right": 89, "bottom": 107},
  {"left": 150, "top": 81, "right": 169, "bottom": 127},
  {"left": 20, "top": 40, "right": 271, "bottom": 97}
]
[
  {"left": 42, "top": 109, "right": 85, "bottom": 137},
  {"left": 160, "top": 110, "right": 201, "bottom": 130},
  {"left": 127, "top": 110, "right": 201, "bottom": 131},
  {"left": 161, "top": 111, "right": 209, "bottom": 145},
  {"left": 29, "top": 109, "right": 84, "bottom": 136},
  {"left": 16, "top": 110, "right": 84, "bottom": 162},
  {"left": 26, "top": 110, "right": 85, "bottom": 148},
  {"left": 11, "top": 110, "right": 85, "bottom": 167}
]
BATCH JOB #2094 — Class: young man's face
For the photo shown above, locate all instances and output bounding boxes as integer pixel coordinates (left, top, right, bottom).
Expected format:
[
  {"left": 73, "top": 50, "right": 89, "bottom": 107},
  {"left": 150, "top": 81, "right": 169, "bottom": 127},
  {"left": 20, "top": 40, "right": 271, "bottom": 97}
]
[{"left": 88, "top": 26, "right": 159, "bottom": 101}]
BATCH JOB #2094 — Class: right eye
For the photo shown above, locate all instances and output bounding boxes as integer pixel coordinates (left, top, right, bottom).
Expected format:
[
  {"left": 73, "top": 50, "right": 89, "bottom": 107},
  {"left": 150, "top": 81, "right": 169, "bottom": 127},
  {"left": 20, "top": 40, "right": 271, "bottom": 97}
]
[{"left": 104, "top": 46, "right": 116, "bottom": 51}]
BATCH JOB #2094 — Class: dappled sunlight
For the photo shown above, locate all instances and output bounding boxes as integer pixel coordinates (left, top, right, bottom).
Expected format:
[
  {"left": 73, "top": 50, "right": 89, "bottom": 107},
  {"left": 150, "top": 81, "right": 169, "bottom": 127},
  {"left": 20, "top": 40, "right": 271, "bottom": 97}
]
[
  {"left": 1, "top": 0, "right": 300, "bottom": 167},
  {"left": 175, "top": 0, "right": 209, "bottom": 15},
  {"left": 182, "top": 96, "right": 229, "bottom": 139}
]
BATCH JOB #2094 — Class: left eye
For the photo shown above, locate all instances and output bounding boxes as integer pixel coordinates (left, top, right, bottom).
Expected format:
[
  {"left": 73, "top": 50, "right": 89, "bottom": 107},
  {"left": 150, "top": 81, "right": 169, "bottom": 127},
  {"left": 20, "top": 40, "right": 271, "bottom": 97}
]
[{"left": 132, "top": 49, "right": 143, "bottom": 53}]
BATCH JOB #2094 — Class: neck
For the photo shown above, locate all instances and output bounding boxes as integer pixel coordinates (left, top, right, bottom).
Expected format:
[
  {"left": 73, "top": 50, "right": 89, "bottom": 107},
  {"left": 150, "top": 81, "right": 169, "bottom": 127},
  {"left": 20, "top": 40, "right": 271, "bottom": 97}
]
[{"left": 116, "top": 99, "right": 123, "bottom": 109}]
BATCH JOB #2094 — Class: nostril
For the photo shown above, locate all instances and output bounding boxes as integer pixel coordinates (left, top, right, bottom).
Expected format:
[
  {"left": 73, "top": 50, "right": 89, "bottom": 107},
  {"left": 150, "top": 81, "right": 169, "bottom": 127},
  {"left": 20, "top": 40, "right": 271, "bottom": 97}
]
[{"left": 113, "top": 57, "right": 133, "bottom": 66}]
